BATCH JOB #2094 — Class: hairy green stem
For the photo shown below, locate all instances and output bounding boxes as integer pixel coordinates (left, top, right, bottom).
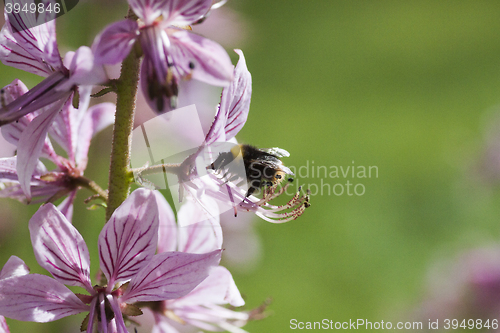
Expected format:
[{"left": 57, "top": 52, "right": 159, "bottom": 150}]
[
  {"left": 105, "top": 11, "right": 141, "bottom": 221},
  {"left": 74, "top": 176, "right": 108, "bottom": 201}
]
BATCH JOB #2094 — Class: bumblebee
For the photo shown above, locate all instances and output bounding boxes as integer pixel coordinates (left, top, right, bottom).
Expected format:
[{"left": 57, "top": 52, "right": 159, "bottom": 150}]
[{"left": 208, "top": 144, "right": 295, "bottom": 197}]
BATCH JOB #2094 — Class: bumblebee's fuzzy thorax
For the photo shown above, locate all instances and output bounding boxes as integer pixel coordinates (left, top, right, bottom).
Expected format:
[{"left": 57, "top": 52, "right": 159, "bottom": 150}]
[{"left": 209, "top": 144, "right": 295, "bottom": 197}]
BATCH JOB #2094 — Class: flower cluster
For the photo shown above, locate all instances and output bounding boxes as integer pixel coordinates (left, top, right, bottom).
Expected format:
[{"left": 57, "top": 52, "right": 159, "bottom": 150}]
[{"left": 0, "top": 0, "right": 310, "bottom": 332}]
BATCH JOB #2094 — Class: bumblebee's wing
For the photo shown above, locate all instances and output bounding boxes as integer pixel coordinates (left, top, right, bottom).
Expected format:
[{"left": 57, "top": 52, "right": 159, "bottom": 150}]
[
  {"left": 261, "top": 147, "right": 290, "bottom": 158},
  {"left": 279, "top": 164, "right": 295, "bottom": 176}
]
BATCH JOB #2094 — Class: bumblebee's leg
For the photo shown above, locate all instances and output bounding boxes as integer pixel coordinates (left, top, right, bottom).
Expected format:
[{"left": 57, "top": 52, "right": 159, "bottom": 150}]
[
  {"left": 245, "top": 178, "right": 261, "bottom": 197},
  {"left": 209, "top": 151, "right": 234, "bottom": 170}
]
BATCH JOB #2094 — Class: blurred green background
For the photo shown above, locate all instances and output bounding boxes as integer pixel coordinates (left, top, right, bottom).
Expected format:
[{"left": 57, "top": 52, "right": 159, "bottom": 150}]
[{"left": 3, "top": 0, "right": 500, "bottom": 332}]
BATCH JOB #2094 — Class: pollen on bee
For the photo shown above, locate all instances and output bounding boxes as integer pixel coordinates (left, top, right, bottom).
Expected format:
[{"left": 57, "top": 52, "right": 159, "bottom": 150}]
[{"left": 230, "top": 145, "right": 242, "bottom": 158}]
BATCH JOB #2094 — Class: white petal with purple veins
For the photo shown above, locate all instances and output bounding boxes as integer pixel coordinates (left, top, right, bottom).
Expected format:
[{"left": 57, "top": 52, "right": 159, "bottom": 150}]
[
  {"left": 128, "top": 0, "right": 163, "bottom": 23},
  {"left": 0, "top": 79, "right": 29, "bottom": 105},
  {"left": 121, "top": 250, "right": 221, "bottom": 303},
  {"left": 173, "top": 266, "right": 244, "bottom": 307},
  {"left": 57, "top": 191, "right": 76, "bottom": 222},
  {"left": 99, "top": 188, "right": 159, "bottom": 286},
  {"left": 0, "top": 10, "right": 62, "bottom": 76},
  {"left": 49, "top": 86, "right": 94, "bottom": 165},
  {"left": 221, "top": 50, "right": 251, "bottom": 141},
  {"left": 0, "top": 256, "right": 29, "bottom": 280},
  {"left": 2, "top": 112, "right": 58, "bottom": 163},
  {"left": 16, "top": 97, "right": 68, "bottom": 200},
  {"left": 29, "top": 204, "right": 92, "bottom": 290},
  {"left": 0, "top": 71, "right": 69, "bottom": 126},
  {"left": 177, "top": 197, "right": 222, "bottom": 253},
  {"left": 75, "top": 102, "right": 115, "bottom": 169},
  {"left": 168, "top": 29, "right": 233, "bottom": 87},
  {"left": 48, "top": 98, "right": 75, "bottom": 161},
  {"left": 92, "top": 19, "right": 139, "bottom": 65},
  {"left": 156, "top": 191, "right": 178, "bottom": 254},
  {"left": 0, "top": 274, "right": 88, "bottom": 322},
  {"left": 162, "top": 0, "right": 212, "bottom": 26},
  {"left": 58, "top": 47, "right": 107, "bottom": 91},
  {"left": 0, "top": 157, "right": 44, "bottom": 182},
  {"left": 205, "top": 50, "right": 250, "bottom": 145}
]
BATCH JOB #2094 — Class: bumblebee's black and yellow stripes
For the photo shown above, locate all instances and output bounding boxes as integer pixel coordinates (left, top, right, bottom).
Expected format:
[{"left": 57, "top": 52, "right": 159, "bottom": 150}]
[{"left": 208, "top": 144, "right": 295, "bottom": 197}]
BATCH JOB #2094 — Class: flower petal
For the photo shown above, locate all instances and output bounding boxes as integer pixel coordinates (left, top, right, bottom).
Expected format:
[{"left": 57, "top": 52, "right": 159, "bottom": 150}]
[
  {"left": 47, "top": 97, "right": 76, "bottom": 161},
  {"left": 48, "top": 85, "right": 91, "bottom": 165},
  {"left": 0, "top": 79, "right": 28, "bottom": 105},
  {"left": 58, "top": 46, "right": 107, "bottom": 90},
  {"left": 1, "top": 110, "right": 58, "bottom": 164},
  {"left": 152, "top": 316, "right": 179, "bottom": 333},
  {"left": 0, "top": 157, "right": 67, "bottom": 204},
  {"left": 176, "top": 306, "right": 249, "bottom": 332},
  {"left": 0, "top": 9, "right": 63, "bottom": 76},
  {"left": 156, "top": 191, "right": 178, "bottom": 254},
  {"left": 0, "top": 256, "right": 29, "bottom": 280},
  {"left": 121, "top": 250, "right": 222, "bottom": 303},
  {"left": 0, "top": 71, "right": 68, "bottom": 126},
  {"left": 203, "top": 103, "right": 225, "bottom": 145},
  {"left": 205, "top": 50, "right": 250, "bottom": 144},
  {"left": 29, "top": 203, "right": 92, "bottom": 291},
  {"left": 140, "top": 50, "right": 175, "bottom": 113},
  {"left": 57, "top": 191, "right": 76, "bottom": 222},
  {"left": 92, "top": 19, "right": 139, "bottom": 65},
  {"left": 128, "top": 0, "right": 169, "bottom": 23},
  {"left": 139, "top": 26, "right": 172, "bottom": 113},
  {"left": 220, "top": 49, "right": 251, "bottom": 141},
  {"left": 177, "top": 197, "right": 222, "bottom": 254},
  {"left": 0, "top": 315, "right": 9, "bottom": 333},
  {"left": 0, "top": 274, "right": 88, "bottom": 322},
  {"left": 168, "top": 29, "right": 233, "bottom": 86},
  {"left": 86, "top": 297, "right": 97, "bottom": 333},
  {"left": 107, "top": 295, "right": 129, "bottom": 333},
  {"left": 162, "top": 0, "right": 212, "bottom": 26},
  {"left": 174, "top": 266, "right": 244, "bottom": 307},
  {"left": 99, "top": 188, "right": 159, "bottom": 286},
  {"left": 0, "top": 156, "right": 44, "bottom": 183},
  {"left": 16, "top": 96, "right": 68, "bottom": 200},
  {"left": 74, "top": 102, "right": 115, "bottom": 169},
  {"left": 0, "top": 156, "right": 68, "bottom": 205}
]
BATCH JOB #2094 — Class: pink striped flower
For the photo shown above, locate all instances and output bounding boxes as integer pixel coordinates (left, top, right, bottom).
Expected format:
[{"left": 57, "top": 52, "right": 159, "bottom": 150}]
[
  {"left": 0, "top": 79, "right": 115, "bottom": 207},
  {"left": 0, "top": 6, "right": 106, "bottom": 124},
  {"left": 0, "top": 189, "right": 221, "bottom": 333},
  {"left": 147, "top": 194, "right": 249, "bottom": 333},
  {"left": 0, "top": 255, "right": 30, "bottom": 333},
  {"left": 92, "top": 0, "right": 233, "bottom": 113},
  {"left": 0, "top": 5, "right": 107, "bottom": 199}
]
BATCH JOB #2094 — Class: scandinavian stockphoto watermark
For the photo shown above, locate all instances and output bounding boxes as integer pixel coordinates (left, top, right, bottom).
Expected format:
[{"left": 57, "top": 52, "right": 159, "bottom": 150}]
[
  {"left": 290, "top": 319, "right": 422, "bottom": 330},
  {"left": 285, "top": 160, "right": 379, "bottom": 197},
  {"left": 289, "top": 318, "right": 500, "bottom": 330},
  {"left": 130, "top": 104, "right": 378, "bottom": 206}
]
